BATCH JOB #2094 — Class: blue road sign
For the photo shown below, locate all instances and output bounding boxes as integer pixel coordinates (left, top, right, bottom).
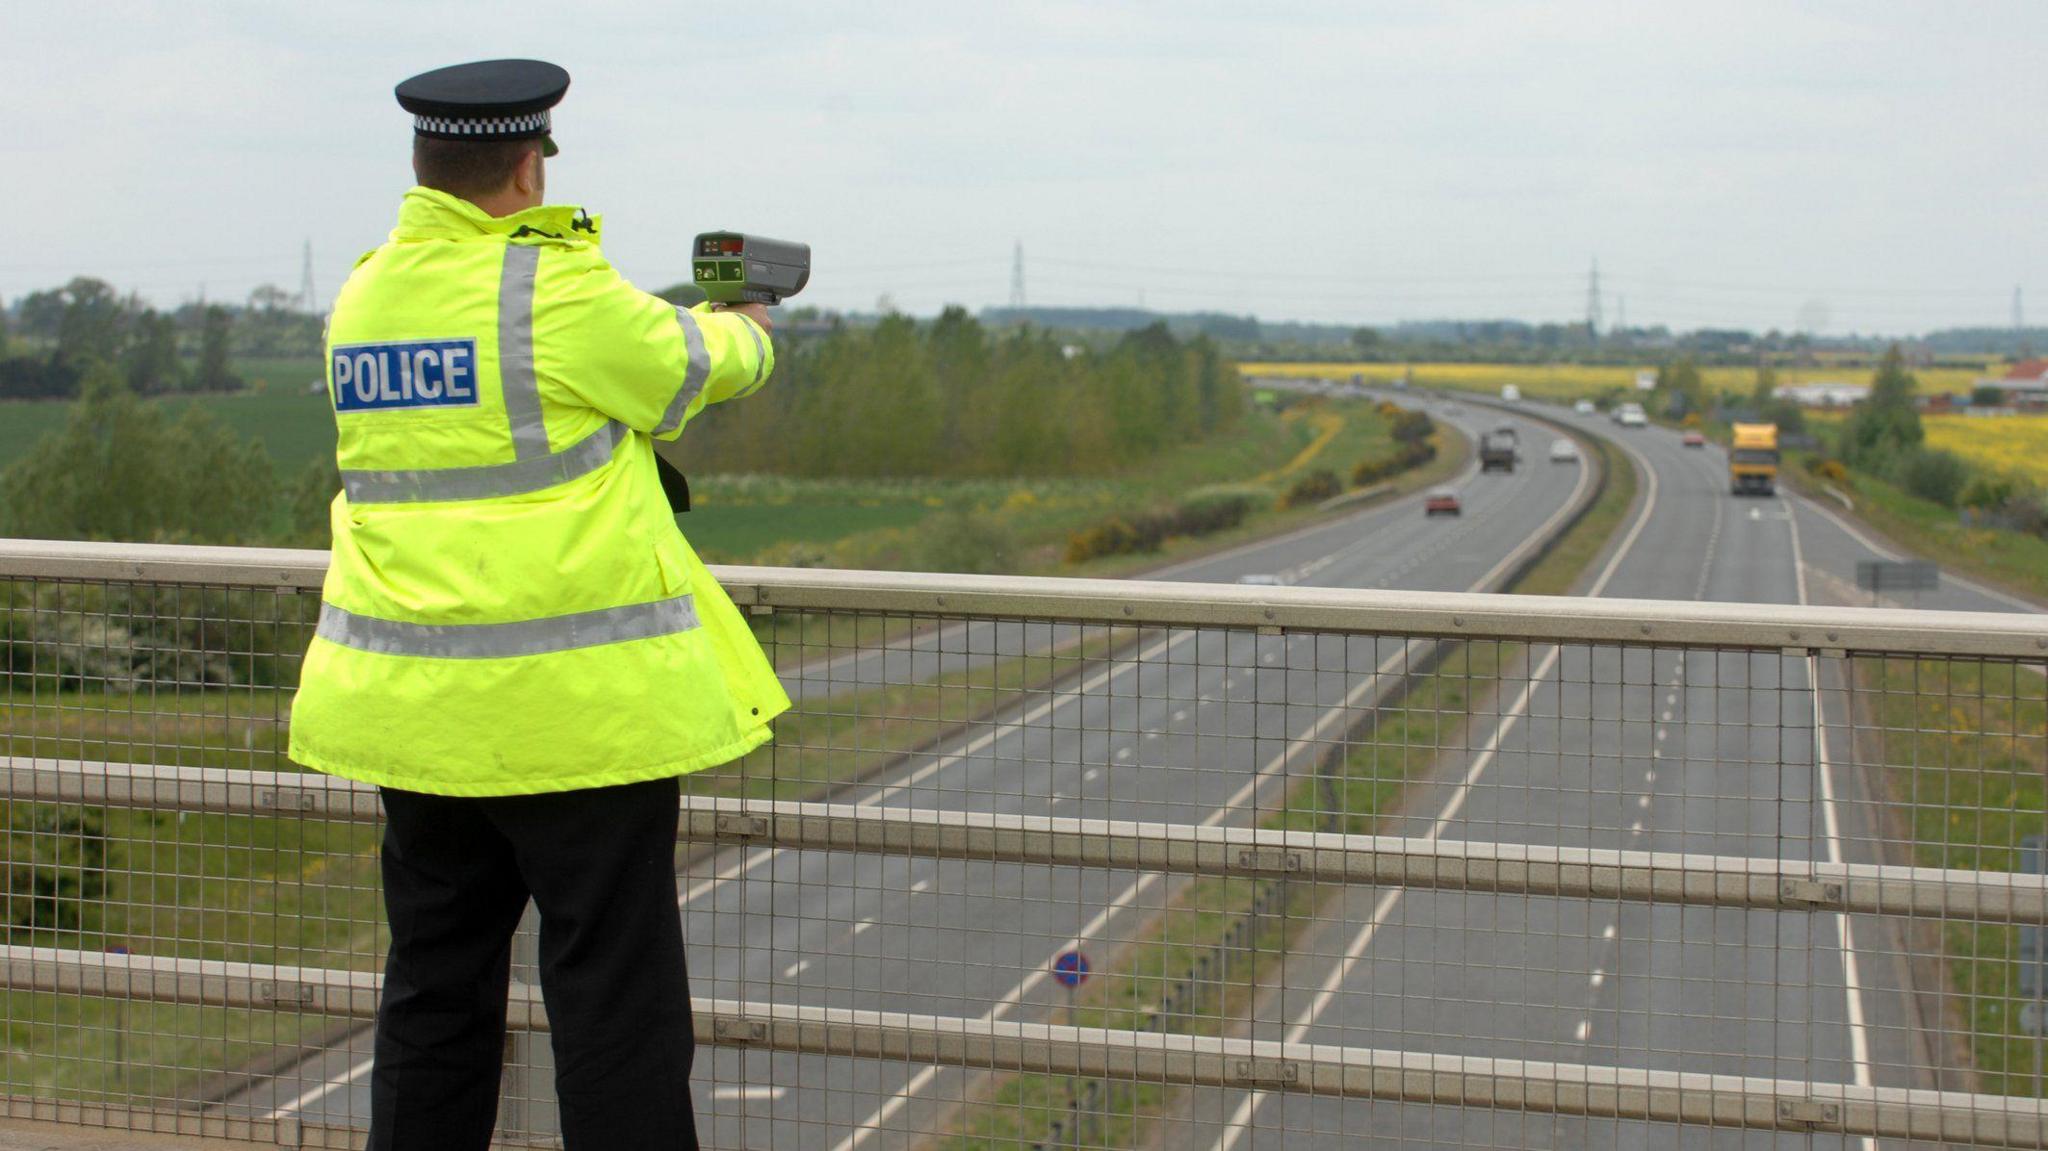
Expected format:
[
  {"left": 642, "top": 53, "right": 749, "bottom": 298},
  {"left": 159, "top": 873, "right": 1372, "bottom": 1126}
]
[{"left": 1053, "top": 950, "right": 1090, "bottom": 989}]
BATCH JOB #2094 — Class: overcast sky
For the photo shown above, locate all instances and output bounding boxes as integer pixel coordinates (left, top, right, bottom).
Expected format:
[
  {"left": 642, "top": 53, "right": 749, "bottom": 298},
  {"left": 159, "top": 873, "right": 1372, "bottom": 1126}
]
[{"left": 5, "top": 2, "right": 2044, "bottom": 334}]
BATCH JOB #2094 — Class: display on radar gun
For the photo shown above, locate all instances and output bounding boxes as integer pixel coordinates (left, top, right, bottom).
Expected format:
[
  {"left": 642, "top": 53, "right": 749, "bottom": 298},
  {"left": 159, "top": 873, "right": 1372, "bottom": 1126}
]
[{"left": 692, "top": 232, "right": 811, "bottom": 304}]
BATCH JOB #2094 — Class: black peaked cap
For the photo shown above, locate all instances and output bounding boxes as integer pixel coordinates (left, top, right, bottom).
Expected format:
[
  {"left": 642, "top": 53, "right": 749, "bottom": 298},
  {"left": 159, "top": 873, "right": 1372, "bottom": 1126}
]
[{"left": 396, "top": 59, "right": 569, "bottom": 141}]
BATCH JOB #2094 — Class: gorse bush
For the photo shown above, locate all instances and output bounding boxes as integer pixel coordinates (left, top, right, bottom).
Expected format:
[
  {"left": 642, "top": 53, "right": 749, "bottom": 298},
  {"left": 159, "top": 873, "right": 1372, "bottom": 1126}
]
[{"left": 1279, "top": 469, "right": 1341, "bottom": 509}]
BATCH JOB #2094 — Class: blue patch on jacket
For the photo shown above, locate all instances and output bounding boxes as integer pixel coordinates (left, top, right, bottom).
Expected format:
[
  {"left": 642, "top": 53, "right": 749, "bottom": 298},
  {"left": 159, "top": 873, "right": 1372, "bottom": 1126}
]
[{"left": 331, "top": 340, "right": 480, "bottom": 412}]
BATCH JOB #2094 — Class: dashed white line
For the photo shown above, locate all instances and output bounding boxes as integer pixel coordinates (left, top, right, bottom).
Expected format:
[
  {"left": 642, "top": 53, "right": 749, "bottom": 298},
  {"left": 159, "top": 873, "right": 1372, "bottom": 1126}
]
[
  {"left": 909, "top": 879, "right": 931, "bottom": 894},
  {"left": 1084, "top": 768, "right": 1101, "bottom": 783},
  {"left": 1602, "top": 924, "right": 1617, "bottom": 940},
  {"left": 1636, "top": 794, "right": 1651, "bottom": 810},
  {"left": 1590, "top": 968, "right": 1607, "bottom": 988},
  {"left": 1573, "top": 1019, "right": 1591, "bottom": 1041},
  {"left": 851, "top": 918, "right": 876, "bottom": 936},
  {"left": 1628, "top": 820, "right": 1644, "bottom": 833},
  {"left": 782, "top": 959, "right": 810, "bottom": 979},
  {"left": 1115, "top": 747, "right": 1132, "bottom": 762},
  {"left": 710, "top": 1084, "right": 787, "bottom": 1102},
  {"left": 1658, "top": 708, "right": 1672, "bottom": 722}
]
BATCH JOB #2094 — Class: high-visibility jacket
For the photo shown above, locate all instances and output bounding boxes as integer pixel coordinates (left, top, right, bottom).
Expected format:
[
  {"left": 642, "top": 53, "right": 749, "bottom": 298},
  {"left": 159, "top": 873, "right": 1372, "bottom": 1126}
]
[{"left": 287, "top": 186, "right": 789, "bottom": 797}]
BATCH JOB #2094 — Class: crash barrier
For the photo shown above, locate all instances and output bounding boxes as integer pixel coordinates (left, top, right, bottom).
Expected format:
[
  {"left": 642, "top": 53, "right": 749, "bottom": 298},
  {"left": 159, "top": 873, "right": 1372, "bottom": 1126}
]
[{"left": 3, "top": 538, "right": 2047, "bottom": 1148}]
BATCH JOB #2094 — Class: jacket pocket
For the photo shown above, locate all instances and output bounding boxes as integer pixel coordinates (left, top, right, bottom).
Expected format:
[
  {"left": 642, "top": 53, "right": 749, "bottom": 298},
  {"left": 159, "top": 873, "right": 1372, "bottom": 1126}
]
[{"left": 653, "top": 534, "right": 694, "bottom": 597}]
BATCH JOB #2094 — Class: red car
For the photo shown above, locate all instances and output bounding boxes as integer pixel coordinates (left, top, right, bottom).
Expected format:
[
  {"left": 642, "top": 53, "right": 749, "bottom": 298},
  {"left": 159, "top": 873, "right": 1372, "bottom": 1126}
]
[
  {"left": 1424, "top": 487, "right": 1462, "bottom": 517},
  {"left": 1682, "top": 431, "right": 1706, "bottom": 448}
]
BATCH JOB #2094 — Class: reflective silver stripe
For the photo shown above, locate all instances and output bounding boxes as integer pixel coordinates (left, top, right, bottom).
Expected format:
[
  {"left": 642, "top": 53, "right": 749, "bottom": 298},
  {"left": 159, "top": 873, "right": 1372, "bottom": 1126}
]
[
  {"left": 656, "top": 306, "right": 711, "bottom": 436},
  {"left": 498, "top": 244, "right": 548, "bottom": 460},
  {"left": 340, "top": 420, "right": 627, "bottom": 504},
  {"left": 317, "top": 594, "right": 698, "bottom": 659},
  {"left": 739, "top": 318, "right": 768, "bottom": 397}
]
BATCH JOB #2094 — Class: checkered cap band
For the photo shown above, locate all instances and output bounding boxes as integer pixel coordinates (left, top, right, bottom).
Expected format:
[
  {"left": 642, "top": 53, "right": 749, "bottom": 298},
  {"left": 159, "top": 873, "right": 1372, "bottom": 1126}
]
[{"left": 413, "top": 109, "right": 551, "bottom": 139}]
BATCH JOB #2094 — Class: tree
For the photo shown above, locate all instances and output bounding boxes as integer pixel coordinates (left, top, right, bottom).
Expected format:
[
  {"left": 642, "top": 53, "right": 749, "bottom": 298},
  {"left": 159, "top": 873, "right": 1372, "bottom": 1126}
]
[
  {"left": 248, "top": 284, "right": 295, "bottom": 313},
  {"left": 1839, "top": 343, "right": 1922, "bottom": 469},
  {"left": 1749, "top": 363, "right": 1779, "bottom": 415},
  {"left": 0, "top": 362, "right": 274, "bottom": 543},
  {"left": 1657, "top": 356, "right": 1706, "bottom": 418},
  {"left": 1971, "top": 384, "right": 2006, "bottom": 408},
  {"left": 121, "top": 309, "right": 183, "bottom": 394},
  {"left": 0, "top": 301, "right": 10, "bottom": 359},
  {"left": 1351, "top": 327, "right": 1381, "bottom": 356},
  {"left": 54, "top": 277, "right": 125, "bottom": 367},
  {"left": 196, "top": 305, "right": 240, "bottom": 391}
]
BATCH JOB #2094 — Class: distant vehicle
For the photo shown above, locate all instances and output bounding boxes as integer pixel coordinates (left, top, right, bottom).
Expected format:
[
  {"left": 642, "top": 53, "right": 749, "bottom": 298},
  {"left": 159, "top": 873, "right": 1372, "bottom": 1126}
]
[
  {"left": 1478, "top": 431, "right": 1518, "bottom": 473},
  {"left": 1500, "top": 384, "right": 1522, "bottom": 402},
  {"left": 1235, "top": 573, "right": 1286, "bottom": 587},
  {"left": 1573, "top": 399, "right": 1597, "bottom": 415},
  {"left": 1548, "top": 438, "right": 1579, "bottom": 463},
  {"left": 1682, "top": 430, "right": 1706, "bottom": 448},
  {"left": 1424, "top": 487, "right": 1462, "bottom": 517},
  {"left": 1492, "top": 423, "right": 1519, "bottom": 443},
  {"left": 1614, "top": 403, "right": 1648, "bottom": 428},
  {"left": 1729, "top": 422, "right": 1780, "bottom": 495}
]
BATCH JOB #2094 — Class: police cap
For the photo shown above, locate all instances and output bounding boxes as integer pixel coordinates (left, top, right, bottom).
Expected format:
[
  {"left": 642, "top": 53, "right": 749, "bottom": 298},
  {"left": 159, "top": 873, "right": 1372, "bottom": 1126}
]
[{"left": 396, "top": 59, "right": 569, "bottom": 157}]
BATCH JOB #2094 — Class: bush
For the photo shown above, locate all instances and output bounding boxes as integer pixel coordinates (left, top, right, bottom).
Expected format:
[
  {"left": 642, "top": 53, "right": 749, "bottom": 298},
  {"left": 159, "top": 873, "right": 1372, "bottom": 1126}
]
[
  {"left": 1901, "top": 448, "right": 1968, "bottom": 508},
  {"left": 1280, "top": 469, "right": 1341, "bottom": 509},
  {"left": 1802, "top": 456, "right": 1849, "bottom": 485},
  {"left": 1351, "top": 439, "right": 1436, "bottom": 487},
  {"left": 1960, "top": 475, "right": 2016, "bottom": 511},
  {"left": 1062, "top": 486, "right": 1270, "bottom": 564}
]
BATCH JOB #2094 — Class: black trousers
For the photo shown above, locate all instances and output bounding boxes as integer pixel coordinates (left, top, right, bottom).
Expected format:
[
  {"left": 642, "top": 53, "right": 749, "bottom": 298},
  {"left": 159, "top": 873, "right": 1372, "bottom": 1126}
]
[{"left": 369, "top": 776, "right": 698, "bottom": 1151}]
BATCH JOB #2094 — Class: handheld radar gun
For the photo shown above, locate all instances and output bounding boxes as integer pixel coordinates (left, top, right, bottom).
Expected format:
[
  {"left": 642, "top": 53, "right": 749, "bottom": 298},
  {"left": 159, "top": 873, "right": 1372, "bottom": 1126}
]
[{"left": 692, "top": 233, "right": 811, "bottom": 305}]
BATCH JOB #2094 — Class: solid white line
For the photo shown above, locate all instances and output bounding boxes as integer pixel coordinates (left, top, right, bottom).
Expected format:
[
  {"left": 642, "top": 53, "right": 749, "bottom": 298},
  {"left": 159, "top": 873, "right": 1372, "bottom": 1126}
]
[
  {"left": 1209, "top": 436, "right": 1653, "bottom": 1151},
  {"left": 710, "top": 1084, "right": 786, "bottom": 1101},
  {"left": 1790, "top": 490, "right": 2040, "bottom": 612},
  {"left": 264, "top": 1054, "right": 373, "bottom": 1122},
  {"left": 1787, "top": 498, "right": 1878, "bottom": 1151},
  {"left": 839, "top": 410, "right": 1602, "bottom": 1151}
]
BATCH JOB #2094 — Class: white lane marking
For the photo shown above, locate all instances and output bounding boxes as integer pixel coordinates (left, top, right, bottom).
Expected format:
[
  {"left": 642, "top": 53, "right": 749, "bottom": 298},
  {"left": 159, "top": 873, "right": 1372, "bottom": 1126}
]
[
  {"left": 1644, "top": 769, "right": 1656, "bottom": 783},
  {"left": 1790, "top": 490, "right": 2040, "bottom": 612},
  {"left": 711, "top": 1084, "right": 787, "bottom": 1102},
  {"left": 1591, "top": 969, "right": 1607, "bottom": 987},
  {"left": 680, "top": 628, "right": 1194, "bottom": 907},
  {"left": 1628, "top": 820, "right": 1643, "bottom": 833},
  {"left": 1636, "top": 794, "right": 1651, "bottom": 810},
  {"left": 1208, "top": 424, "right": 1648, "bottom": 1151},
  {"left": 1173, "top": 709, "right": 1188, "bottom": 722},
  {"left": 1115, "top": 747, "right": 1131, "bottom": 762},
  {"left": 1788, "top": 501, "right": 1878, "bottom": 1151},
  {"left": 1602, "top": 924, "right": 1617, "bottom": 940},
  {"left": 1049, "top": 791, "right": 1070, "bottom": 805},
  {"left": 1691, "top": 480, "right": 1726, "bottom": 601},
  {"left": 1574, "top": 1019, "right": 1591, "bottom": 1041},
  {"left": 1143, "top": 730, "right": 1160, "bottom": 741},
  {"left": 909, "top": 879, "right": 931, "bottom": 894},
  {"left": 1665, "top": 691, "right": 1678, "bottom": 706},
  {"left": 851, "top": 918, "right": 875, "bottom": 936},
  {"left": 1658, "top": 709, "right": 1672, "bottom": 722},
  {"left": 846, "top": 408, "right": 1602, "bottom": 1151},
  {"left": 783, "top": 959, "right": 810, "bottom": 979},
  {"left": 1084, "top": 768, "right": 1101, "bottom": 783},
  {"left": 1654, "top": 728, "right": 1666, "bottom": 743},
  {"left": 265, "top": 1054, "right": 374, "bottom": 1121}
]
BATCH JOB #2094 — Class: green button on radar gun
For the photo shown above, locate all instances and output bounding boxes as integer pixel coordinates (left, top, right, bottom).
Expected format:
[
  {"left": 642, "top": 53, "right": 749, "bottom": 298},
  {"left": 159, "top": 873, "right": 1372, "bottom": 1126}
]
[{"left": 692, "top": 233, "right": 811, "bottom": 304}]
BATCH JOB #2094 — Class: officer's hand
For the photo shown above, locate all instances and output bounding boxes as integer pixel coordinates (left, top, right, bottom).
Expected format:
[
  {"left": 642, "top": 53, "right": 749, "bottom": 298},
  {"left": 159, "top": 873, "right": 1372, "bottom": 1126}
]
[{"left": 715, "top": 302, "right": 774, "bottom": 334}]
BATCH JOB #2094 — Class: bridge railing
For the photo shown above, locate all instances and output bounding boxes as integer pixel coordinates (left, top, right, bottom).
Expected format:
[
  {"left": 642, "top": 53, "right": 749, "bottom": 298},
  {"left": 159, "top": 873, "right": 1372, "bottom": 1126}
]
[{"left": 3, "top": 538, "right": 2047, "bottom": 1149}]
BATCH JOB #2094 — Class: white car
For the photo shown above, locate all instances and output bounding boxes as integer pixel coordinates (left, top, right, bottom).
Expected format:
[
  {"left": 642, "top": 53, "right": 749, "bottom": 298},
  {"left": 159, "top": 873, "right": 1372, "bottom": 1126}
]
[
  {"left": 1614, "top": 403, "right": 1648, "bottom": 428},
  {"left": 1548, "top": 438, "right": 1579, "bottom": 463},
  {"left": 1235, "top": 573, "right": 1285, "bottom": 587},
  {"left": 1573, "top": 399, "right": 1597, "bottom": 415}
]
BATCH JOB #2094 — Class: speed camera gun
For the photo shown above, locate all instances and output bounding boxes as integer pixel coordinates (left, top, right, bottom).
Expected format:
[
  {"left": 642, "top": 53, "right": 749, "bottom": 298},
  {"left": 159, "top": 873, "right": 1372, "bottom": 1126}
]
[{"left": 692, "top": 232, "right": 811, "bottom": 305}]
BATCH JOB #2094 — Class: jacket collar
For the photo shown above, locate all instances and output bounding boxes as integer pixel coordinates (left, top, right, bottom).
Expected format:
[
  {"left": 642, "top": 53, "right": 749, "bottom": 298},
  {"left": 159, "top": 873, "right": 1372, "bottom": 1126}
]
[{"left": 392, "top": 186, "right": 603, "bottom": 245}]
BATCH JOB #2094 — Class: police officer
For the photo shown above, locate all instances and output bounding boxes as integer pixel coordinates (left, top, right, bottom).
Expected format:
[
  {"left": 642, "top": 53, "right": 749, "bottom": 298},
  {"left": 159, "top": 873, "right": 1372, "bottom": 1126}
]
[{"left": 288, "top": 59, "right": 787, "bottom": 1151}]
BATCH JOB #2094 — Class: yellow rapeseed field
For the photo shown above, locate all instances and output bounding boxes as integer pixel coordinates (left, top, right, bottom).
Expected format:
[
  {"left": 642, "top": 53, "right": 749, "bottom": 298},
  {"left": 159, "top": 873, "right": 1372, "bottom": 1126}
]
[
  {"left": 1922, "top": 415, "right": 2048, "bottom": 486},
  {"left": 1244, "top": 361, "right": 1990, "bottom": 399}
]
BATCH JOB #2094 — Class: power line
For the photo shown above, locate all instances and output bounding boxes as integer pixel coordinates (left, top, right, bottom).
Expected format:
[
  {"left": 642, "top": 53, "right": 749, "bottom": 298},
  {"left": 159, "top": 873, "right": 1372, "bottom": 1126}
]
[
  {"left": 298, "top": 239, "right": 316, "bottom": 315},
  {"left": 1585, "top": 258, "right": 1603, "bottom": 337},
  {"left": 1009, "top": 240, "right": 1026, "bottom": 309}
]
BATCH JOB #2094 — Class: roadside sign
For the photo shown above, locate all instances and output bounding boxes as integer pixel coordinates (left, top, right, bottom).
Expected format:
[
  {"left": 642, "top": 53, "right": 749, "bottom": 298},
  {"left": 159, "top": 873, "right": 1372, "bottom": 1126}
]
[
  {"left": 1053, "top": 950, "right": 1090, "bottom": 989},
  {"left": 1855, "top": 560, "right": 1939, "bottom": 595}
]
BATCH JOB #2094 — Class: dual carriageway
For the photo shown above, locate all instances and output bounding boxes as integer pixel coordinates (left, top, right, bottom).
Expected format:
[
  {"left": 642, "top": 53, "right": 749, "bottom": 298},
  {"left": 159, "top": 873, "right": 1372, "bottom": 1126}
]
[{"left": 7, "top": 391, "right": 2046, "bottom": 1148}]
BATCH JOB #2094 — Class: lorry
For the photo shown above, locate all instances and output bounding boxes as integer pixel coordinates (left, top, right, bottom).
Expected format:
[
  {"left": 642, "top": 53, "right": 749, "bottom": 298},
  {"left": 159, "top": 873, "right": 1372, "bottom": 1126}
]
[
  {"left": 1479, "top": 430, "right": 1517, "bottom": 473},
  {"left": 1500, "top": 384, "right": 1522, "bottom": 402},
  {"left": 1729, "top": 423, "right": 1779, "bottom": 495}
]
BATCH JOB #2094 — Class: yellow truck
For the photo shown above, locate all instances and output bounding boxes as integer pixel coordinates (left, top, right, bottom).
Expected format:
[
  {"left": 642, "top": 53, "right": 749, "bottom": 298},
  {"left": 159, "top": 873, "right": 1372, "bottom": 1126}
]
[{"left": 1729, "top": 422, "right": 1779, "bottom": 495}]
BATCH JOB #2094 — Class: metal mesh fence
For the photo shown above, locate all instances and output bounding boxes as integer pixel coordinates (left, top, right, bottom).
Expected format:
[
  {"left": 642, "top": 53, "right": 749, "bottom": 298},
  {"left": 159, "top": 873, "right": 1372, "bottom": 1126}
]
[{"left": 3, "top": 544, "right": 2047, "bottom": 1148}]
